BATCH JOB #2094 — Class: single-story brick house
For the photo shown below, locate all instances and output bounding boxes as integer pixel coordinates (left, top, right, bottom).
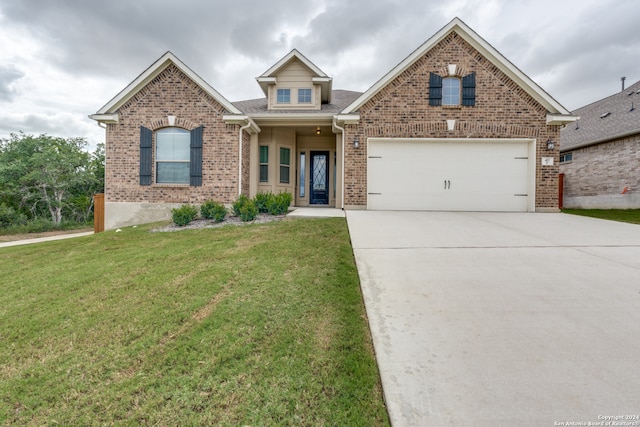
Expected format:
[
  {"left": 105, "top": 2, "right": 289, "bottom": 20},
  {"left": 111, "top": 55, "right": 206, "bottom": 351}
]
[
  {"left": 90, "top": 18, "right": 576, "bottom": 229},
  {"left": 559, "top": 79, "right": 640, "bottom": 209}
]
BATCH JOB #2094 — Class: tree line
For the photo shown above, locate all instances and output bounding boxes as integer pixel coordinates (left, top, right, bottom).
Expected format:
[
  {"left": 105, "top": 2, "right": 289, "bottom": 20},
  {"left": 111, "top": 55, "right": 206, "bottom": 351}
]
[{"left": 0, "top": 132, "right": 104, "bottom": 230}]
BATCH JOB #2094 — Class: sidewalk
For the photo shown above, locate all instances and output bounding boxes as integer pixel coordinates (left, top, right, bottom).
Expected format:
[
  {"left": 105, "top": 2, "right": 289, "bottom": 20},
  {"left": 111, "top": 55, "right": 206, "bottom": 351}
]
[{"left": 0, "top": 231, "right": 94, "bottom": 248}]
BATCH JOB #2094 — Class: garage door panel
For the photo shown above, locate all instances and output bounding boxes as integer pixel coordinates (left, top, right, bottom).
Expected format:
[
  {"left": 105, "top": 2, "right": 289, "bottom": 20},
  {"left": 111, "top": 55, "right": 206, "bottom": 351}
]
[{"left": 367, "top": 139, "right": 532, "bottom": 212}]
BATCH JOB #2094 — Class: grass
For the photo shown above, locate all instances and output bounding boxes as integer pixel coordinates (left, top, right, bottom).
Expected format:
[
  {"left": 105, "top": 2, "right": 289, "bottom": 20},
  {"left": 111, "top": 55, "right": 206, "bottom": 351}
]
[
  {"left": 0, "top": 218, "right": 389, "bottom": 426},
  {"left": 562, "top": 208, "right": 640, "bottom": 224}
]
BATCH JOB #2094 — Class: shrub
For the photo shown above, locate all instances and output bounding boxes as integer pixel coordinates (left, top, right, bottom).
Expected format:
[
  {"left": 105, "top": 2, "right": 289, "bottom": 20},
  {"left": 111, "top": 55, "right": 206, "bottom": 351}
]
[
  {"left": 0, "top": 204, "right": 27, "bottom": 228},
  {"left": 172, "top": 204, "right": 198, "bottom": 227},
  {"left": 200, "top": 200, "right": 227, "bottom": 223},
  {"left": 253, "top": 192, "right": 273, "bottom": 213},
  {"left": 232, "top": 194, "right": 250, "bottom": 217},
  {"left": 267, "top": 192, "right": 293, "bottom": 216},
  {"left": 238, "top": 199, "right": 258, "bottom": 222}
]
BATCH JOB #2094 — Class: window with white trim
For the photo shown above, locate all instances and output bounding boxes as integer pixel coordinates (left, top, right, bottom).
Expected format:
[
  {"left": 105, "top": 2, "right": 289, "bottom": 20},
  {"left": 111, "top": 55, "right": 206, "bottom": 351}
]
[
  {"left": 442, "top": 77, "right": 460, "bottom": 106},
  {"left": 298, "top": 88, "right": 312, "bottom": 103},
  {"left": 277, "top": 89, "right": 290, "bottom": 104},
  {"left": 156, "top": 127, "right": 190, "bottom": 184},
  {"left": 560, "top": 152, "right": 573, "bottom": 163},
  {"left": 280, "top": 147, "right": 290, "bottom": 184},
  {"left": 259, "top": 146, "right": 269, "bottom": 182}
]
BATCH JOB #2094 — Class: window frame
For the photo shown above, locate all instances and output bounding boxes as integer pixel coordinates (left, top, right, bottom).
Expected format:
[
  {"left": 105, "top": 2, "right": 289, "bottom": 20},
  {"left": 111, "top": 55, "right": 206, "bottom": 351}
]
[
  {"left": 442, "top": 77, "right": 461, "bottom": 106},
  {"left": 155, "top": 127, "right": 191, "bottom": 184},
  {"left": 560, "top": 152, "right": 573, "bottom": 163},
  {"left": 259, "top": 145, "right": 269, "bottom": 183},
  {"left": 279, "top": 147, "right": 291, "bottom": 184},
  {"left": 276, "top": 88, "right": 291, "bottom": 104},
  {"left": 298, "top": 88, "right": 312, "bottom": 104}
]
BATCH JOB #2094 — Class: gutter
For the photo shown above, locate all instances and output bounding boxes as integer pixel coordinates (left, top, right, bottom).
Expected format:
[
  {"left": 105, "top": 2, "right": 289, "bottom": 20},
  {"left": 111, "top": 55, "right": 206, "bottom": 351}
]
[
  {"left": 332, "top": 118, "right": 346, "bottom": 210},
  {"left": 223, "top": 115, "right": 261, "bottom": 196}
]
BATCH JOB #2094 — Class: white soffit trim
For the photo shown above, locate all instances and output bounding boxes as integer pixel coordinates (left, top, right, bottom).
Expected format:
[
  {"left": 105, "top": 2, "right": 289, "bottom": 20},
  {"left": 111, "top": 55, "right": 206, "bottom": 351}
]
[
  {"left": 94, "top": 51, "right": 242, "bottom": 116},
  {"left": 259, "top": 49, "right": 328, "bottom": 78},
  {"left": 341, "top": 17, "right": 571, "bottom": 116},
  {"left": 547, "top": 114, "right": 579, "bottom": 125},
  {"left": 222, "top": 115, "right": 261, "bottom": 134},
  {"left": 88, "top": 113, "right": 118, "bottom": 123}
]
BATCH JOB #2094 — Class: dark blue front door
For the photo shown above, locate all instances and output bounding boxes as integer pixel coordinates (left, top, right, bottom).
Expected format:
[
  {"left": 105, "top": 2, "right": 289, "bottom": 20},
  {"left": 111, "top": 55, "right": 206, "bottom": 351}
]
[{"left": 310, "top": 151, "right": 329, "bottom": 204}]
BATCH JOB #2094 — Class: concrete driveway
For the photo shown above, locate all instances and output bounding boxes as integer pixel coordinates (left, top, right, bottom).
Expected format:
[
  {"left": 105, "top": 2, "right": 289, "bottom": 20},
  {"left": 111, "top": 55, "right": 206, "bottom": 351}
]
[{"left": 346, "top": 211, "right": 640, "bottom": 427}]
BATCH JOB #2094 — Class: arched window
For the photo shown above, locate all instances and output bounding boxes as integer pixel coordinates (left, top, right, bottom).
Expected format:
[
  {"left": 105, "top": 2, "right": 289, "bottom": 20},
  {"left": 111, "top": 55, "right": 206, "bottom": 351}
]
[
  {"left": 156, "top": 127, "right": 191, "bottom": 184},
  {"left": 442, "top": 77, "right": 460, "bottom": 105}
]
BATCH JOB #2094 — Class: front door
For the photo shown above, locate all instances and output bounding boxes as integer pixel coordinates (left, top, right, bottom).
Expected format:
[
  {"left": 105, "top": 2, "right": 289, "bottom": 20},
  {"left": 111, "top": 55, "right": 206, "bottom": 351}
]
[{"left": 310, "top": 151, "right": 329, "bottom": 204}]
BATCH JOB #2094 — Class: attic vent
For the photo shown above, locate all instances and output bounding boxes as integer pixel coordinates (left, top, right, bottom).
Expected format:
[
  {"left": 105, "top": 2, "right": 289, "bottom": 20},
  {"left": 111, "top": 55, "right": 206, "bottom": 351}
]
[
  {"left": 637, "top": 90, "right": 640, "bottom": 94},
  {"left": 631, "top": 102, "right": 635, "bottom": 112},
  {"left": 600, "top": 112, "right": 611, "bottom": 118},
  {"left": 629, "top": 92, "right": 635, "bottom": 96}
]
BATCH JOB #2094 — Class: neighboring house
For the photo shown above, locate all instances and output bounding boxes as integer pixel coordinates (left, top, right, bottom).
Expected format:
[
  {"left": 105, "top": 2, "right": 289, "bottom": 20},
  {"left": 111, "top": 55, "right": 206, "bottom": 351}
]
[
  {"left": 90, "top": 18, "right": 575, "bottom": 230},
  {"left": 559, "top": 79, "right": 640, "bottom": 208}
]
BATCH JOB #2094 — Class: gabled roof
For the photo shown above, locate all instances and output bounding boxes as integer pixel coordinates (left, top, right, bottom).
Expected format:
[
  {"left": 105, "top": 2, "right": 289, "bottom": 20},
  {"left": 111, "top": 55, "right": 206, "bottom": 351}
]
[
  {"left": 90, "top": 51, "right": 241, "bottom": 123},
  {"left": 560, "top": 79, "right": 640, "bottom": 151},
  {"left": 256, "top": 49, "right": 333, "bottom": 103},
  {"left": 341, "top": 17, "right": 575, "bottom": 124}
]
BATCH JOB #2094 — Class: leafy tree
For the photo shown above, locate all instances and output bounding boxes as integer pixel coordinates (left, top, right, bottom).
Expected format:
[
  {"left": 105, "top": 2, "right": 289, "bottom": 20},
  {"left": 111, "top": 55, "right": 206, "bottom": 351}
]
[{"left": 0, "top": 133, "right": 99, "bottom": 224}]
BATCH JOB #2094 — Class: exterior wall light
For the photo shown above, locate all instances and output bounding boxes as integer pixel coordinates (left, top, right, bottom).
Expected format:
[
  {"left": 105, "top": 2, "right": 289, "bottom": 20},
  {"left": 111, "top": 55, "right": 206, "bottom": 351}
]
[
  {"left": 316, "top": 126, "right": 321, "bottom": 135},
  {"left": 353, "top": 137, "right": 360, "bottom": 148},
  {"left": 546, "top": 139, "right": 555, "bottom": 150}
]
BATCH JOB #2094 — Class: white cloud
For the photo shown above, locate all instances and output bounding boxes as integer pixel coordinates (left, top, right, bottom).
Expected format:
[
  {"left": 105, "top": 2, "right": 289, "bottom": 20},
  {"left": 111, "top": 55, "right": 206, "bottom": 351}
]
[{"left": 0, "top": 0, "right": 639, "bottom": 147}]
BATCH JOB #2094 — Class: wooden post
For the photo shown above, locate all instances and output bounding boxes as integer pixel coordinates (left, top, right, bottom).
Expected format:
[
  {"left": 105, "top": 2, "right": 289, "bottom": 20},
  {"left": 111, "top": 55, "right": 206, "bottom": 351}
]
[
  {"left": 558, "top": 174, "right": 564, "bottom": 210},
  {"left": 94, "top": 193, "right": 105, "bottom": 233}
]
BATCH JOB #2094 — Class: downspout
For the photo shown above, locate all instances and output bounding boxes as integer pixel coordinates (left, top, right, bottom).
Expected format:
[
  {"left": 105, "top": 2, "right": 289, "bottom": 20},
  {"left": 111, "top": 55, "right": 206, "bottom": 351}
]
[
  {"left": 333, "top": 118, "right": 346, "bottom": 210},
  {"left": 238, "top": 121, "right": 252, "bottom": 196}
]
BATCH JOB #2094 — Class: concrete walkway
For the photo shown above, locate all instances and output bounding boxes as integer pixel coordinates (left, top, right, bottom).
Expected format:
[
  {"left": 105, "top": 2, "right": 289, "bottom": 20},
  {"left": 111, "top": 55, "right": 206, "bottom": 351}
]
[
  {"left": 346, "top": 211, "right": 640, "bottom": 427},
  {"left": 287, "top": 207, "right": 345, "bottom": 217},
  {"left": 0, "top": 231, "right": 94, "bottom": 248}
]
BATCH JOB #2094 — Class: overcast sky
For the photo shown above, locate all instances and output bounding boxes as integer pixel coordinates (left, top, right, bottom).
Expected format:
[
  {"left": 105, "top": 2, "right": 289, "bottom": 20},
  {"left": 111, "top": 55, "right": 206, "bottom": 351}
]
[{"left": 1, "top": 0, "right": 639, "bottom": 151}]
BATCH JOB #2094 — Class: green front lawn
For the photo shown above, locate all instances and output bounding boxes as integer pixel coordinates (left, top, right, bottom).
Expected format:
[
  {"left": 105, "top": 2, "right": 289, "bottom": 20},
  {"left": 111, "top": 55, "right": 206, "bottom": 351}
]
[
  {"left": 0, "top": 219, "right": 389, "bottom": 426},
  {"left": 562, "top": 209, "right": 640, "bottom": 224}
]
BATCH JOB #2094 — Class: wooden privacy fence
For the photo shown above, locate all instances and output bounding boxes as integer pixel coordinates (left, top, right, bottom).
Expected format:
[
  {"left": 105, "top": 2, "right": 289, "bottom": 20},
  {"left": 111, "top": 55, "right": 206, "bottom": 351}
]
[
  {"left": 558, "top": 173, "right": 564, "bottom": 209},
  {"left": 94, "top": 193, "right": 104, "bottom": 233}
]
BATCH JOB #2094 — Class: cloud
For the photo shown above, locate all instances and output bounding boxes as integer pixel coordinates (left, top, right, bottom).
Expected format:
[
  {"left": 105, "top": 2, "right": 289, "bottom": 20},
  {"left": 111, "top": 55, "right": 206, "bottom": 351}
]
[
  {"left": 0, "top": 64, "right": 24, "bottom": 101},
  {"left": 0, "top": 0, "right": 639, "bottom": 142}
]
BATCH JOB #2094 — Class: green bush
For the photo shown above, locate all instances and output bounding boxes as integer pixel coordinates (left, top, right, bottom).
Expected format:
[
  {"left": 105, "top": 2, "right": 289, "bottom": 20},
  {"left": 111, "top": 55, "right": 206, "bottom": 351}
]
[
  {"left": 267, "top": 192, "right": 293, "bottom": 215},
  {"left": 171, "top": 204, "right": 198, "bottom": 227},
  {"left": 200, "top": 200, "right": 227, "bottom": 223},
  {"left": 254, "top": 192, "right": 273, "bottom": 213},
  {"left": 0, "top": 204, "right": 28, "bottom": 228},
  {"left": 238, "top": 199, "right": 258, "bottom": 222},
  {"left": 232, "top": 194, "right": 251, "bottom": 217}
]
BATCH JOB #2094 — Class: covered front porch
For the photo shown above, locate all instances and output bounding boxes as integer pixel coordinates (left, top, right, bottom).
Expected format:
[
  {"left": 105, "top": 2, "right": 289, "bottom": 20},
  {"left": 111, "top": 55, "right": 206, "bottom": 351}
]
[{"left": 248, "top": 123, "right": 343, "bottom": 208}]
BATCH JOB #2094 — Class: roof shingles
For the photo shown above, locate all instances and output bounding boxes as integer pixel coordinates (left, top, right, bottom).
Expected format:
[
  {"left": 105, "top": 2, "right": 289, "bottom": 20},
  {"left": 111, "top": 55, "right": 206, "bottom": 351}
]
[{"left": 560, "top": 79, "right": 640, "bottom": 151}]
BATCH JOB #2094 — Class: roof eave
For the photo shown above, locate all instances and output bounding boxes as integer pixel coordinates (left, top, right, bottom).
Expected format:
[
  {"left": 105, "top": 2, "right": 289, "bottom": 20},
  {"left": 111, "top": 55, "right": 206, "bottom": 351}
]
[
  {"left": 89, "top": 113, "right": 118, "bottom": 124},
  {"left": 561, "top": 128, "right": 640, "bottom": 152},
  {"left": 547, "top": 114, "right": 579, "bottom": 126}
]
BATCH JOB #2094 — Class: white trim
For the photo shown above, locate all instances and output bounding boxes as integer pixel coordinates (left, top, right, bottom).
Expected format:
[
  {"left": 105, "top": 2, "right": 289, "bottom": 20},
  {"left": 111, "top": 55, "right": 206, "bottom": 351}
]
[
  {"left": 334, "top": 114, "right": 360, "bottom": 124},
  {"left": 341, "top": 18, "right": 571, "bottom": 116},
  {"left": 546, "top": 114, "right": 579, "bottom": 125},
  {"left": 259, "top": 49, "right": 328, "bottom": 78},
  {"left": 93, "top": 51, "right": 242, "bottom": 117},
  {"left": 88, "top": 113, "right": 118, "bottom": 123}
]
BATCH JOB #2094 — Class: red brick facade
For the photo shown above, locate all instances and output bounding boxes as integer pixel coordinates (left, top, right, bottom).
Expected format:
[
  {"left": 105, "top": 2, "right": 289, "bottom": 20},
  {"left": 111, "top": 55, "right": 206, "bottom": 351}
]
[
  {"left": 342, "top": 32, "right": 560, "bottom": 209},
  {"left": 105, "top": 64, "right": 245, "bottom": 205}
]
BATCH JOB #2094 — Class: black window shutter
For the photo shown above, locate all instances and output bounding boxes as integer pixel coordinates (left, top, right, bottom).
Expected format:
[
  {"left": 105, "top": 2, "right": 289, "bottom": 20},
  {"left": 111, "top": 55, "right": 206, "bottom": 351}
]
[
  {"left": 462, "top": 72, "right": 476, "bottom": 106},
  {"left": 140, "top": 126, "right": 152, "bottom": 185},
  {"left": 429, "top": 72, "right": 442, "bottom": 106},
  {"left": 190, "top": 126, "right": 203, "bottom": 186}
]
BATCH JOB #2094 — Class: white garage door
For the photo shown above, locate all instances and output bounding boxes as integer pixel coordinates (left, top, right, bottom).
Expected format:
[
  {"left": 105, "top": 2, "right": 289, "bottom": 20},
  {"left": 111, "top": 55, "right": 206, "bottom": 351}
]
[{"left": 367, "top": 138, "right": 534, "bottom": 212}]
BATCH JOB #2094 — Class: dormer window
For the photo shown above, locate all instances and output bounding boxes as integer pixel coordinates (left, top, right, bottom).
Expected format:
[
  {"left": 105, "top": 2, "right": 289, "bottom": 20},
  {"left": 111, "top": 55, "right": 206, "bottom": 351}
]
[
  {"left": 442, "top": 77, "right": 460, "bottom": 105},
  {"left": 277, "top": 89, "right": 290, "bottom": 104},
  {"left": 298, "top": 88, "right": 312, "bottom": 103}
]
